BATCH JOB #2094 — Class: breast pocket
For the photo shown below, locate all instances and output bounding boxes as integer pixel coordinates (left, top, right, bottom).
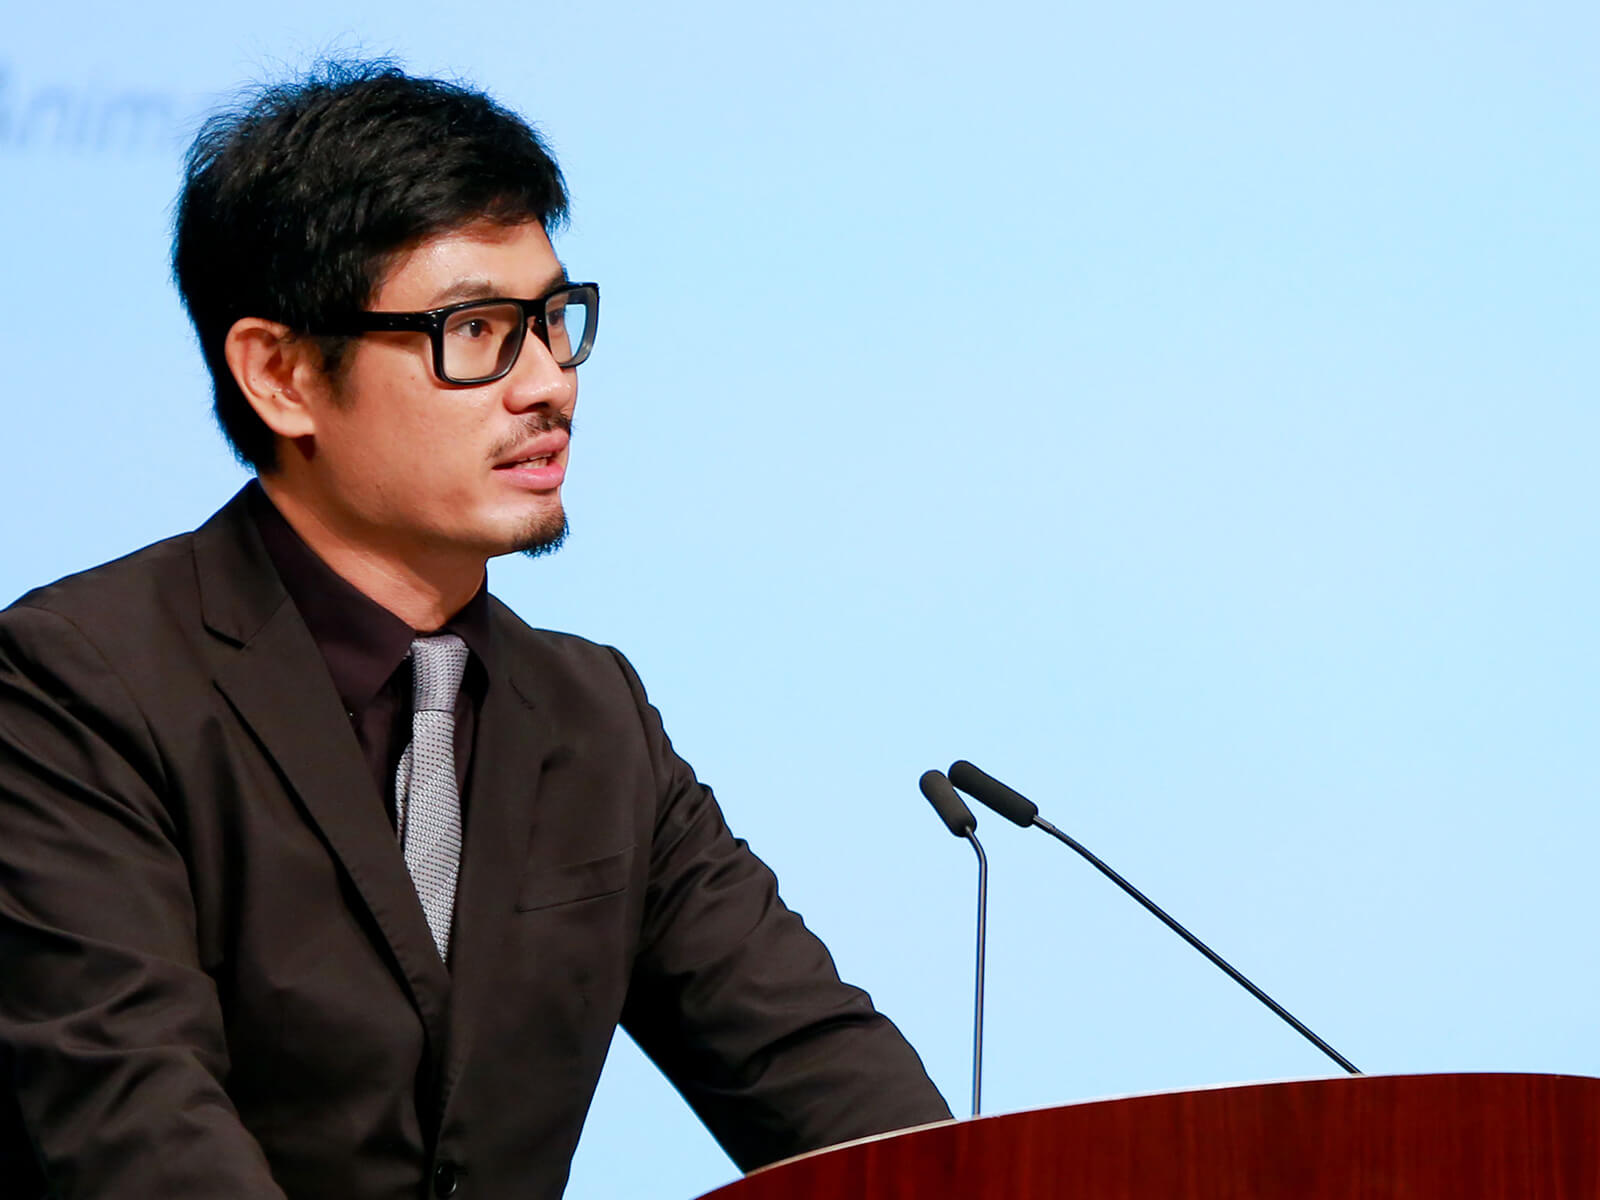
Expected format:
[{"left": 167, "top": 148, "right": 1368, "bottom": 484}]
[{"left": 515, "top": 845, "right": 635, "bottom": 912}]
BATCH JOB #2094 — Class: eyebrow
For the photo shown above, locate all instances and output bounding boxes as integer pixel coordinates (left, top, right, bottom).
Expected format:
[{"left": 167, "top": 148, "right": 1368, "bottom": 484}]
[{"left": 425, "top": 265, "right": 571, "bottom": 308}]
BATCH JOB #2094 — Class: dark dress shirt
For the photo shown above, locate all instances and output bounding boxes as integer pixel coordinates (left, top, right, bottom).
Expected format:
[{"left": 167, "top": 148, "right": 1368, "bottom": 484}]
[{"left": 249, "top": 483, "right": 489, "bottom": 812}]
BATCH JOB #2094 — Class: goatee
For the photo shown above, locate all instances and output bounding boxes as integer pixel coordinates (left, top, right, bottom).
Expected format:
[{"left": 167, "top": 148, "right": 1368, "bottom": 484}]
[{"left": 518, "top": 512, "right": 569, "bottom": 559}]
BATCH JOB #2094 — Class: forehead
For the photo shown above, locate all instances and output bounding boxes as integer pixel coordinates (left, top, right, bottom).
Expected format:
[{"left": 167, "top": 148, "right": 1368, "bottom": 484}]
[{"left": 373, "top": 220, "right": 564, "bottom": 309}]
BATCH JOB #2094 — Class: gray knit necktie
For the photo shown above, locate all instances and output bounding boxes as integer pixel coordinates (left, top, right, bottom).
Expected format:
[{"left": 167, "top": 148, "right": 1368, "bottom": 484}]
[{"left": 394, "top": 633, "right": 469, "bottom": 963}]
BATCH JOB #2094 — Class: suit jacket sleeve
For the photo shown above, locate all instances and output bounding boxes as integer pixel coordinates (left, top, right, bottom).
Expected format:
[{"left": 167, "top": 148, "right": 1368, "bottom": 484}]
[
  {"left": 0, "top": 604, "right": 286, "bottom": 1198},
  {"left": 609, "top": 648, "right": 952, "bottom": 1171}
]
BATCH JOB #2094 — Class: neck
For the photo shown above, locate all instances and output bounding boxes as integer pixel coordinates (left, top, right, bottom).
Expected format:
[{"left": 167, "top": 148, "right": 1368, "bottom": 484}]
[{"left": 259, "top": 477, "right": 485, "bottom": 632}]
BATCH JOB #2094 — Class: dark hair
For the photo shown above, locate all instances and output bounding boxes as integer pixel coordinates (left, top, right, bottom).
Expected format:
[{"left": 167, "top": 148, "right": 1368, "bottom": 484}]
[{"left": 172, "top": 60, "right": 569, "bottom": 471}]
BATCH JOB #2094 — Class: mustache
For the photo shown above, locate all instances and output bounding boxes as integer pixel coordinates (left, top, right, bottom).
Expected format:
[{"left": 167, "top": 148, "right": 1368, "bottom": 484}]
[{"left": 487, "top": 412, "right": 572, "bottom": 461}]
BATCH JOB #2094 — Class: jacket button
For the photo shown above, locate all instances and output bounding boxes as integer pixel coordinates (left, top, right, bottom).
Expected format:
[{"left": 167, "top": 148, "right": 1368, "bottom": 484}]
[{"left": 433, "top": 1162, "right": 460, "bottom": 1197}]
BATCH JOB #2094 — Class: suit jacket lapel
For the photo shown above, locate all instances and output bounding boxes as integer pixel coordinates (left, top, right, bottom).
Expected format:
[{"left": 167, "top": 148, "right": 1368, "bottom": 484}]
[
  {"left": 193, "top": 490, "right": 453, "bottom": 1063},
  {"left": 438, "top": 607, "right": 554, "bottom": 1112}
]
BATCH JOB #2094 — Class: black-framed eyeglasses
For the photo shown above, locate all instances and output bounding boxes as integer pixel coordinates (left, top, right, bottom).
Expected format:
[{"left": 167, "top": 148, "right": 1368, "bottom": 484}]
[{"left": 310, "top": 282, "right": 599, "bottom": 384}]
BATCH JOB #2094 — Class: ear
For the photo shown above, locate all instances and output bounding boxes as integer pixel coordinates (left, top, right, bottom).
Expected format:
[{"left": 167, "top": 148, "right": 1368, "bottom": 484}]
[{"left": 223, "top": 317, "right": 328, "bottom": 441}]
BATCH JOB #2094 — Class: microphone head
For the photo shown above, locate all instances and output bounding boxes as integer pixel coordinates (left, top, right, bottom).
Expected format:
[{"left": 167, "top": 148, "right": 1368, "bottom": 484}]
[
  {"left": 948, "top": 760, "right": 1038, "bottom": 827},
  {"left": 919, "top": 769, "right": 977, "bottom": 837}
]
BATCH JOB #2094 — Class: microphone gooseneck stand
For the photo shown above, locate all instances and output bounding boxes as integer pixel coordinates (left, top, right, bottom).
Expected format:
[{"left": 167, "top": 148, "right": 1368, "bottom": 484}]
[
  {"left": 947, "top": 759, "right": 1361, "bottom": 1077},
  {"left": 919, "top": 769, "right": 988, "bottom": 1116}
]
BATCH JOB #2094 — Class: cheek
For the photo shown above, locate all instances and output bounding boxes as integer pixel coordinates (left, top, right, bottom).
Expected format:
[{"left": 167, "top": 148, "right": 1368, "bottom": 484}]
[
  {"left": 309, "top": 409, "right": 439, "bottom": 513},
  {"left": 366, "top": 420, "right": 476, "bottom": 493},
  {"left": 318, "top": 349, "right": 521, "bottom": 514},
  {"left": 324, "top": 362, "right": 485, "bottom": 488}
]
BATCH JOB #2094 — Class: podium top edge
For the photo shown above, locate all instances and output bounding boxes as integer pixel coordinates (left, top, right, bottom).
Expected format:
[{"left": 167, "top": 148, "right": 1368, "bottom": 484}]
[{"left": 740, "top": 1071, "right": 1600, "bottom": 1181}]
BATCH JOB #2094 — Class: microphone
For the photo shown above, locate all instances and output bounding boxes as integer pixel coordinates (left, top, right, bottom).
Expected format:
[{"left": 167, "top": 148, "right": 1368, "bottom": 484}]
[
  {"left": 947, "top": 759, "right": 1360, "bottom": 1076},
  {"left": 918, "top": 769, "right": 988, "bottom": 1116}
]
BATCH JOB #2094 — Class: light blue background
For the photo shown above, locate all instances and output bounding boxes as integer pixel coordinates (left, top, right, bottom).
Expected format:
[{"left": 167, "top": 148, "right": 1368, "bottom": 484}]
[{"left": 3, "top": 3, "right": 1597, "bottom": 1196}]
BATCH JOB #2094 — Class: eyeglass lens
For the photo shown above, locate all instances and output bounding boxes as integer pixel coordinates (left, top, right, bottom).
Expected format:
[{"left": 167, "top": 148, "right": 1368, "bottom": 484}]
[{"left": 440, "top": 292, "right": 594, "bottom": 382}]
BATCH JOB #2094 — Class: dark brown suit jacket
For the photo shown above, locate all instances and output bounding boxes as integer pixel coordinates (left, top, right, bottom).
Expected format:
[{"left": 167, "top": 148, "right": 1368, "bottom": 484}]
[{"left": 0, "top": 489, "right": 949, "bottom": 1199}]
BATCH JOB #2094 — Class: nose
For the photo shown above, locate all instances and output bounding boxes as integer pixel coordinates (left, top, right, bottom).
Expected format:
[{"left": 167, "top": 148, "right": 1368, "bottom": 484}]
[{"left": 502, "top": 323, "right": 576, "bottom": 414}]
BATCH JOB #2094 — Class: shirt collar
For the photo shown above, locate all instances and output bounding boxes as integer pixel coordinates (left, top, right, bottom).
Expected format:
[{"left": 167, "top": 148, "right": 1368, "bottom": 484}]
[{"left": 248, "top": 481, "right": 493, "bottom": 713}]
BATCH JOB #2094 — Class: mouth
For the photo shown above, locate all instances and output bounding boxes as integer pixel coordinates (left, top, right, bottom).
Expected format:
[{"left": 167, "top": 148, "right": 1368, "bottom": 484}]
[
  {"left": 492, "top": 433, "right": 569, "bottom": 491},
  {"left": 495, "top": 452, "right": 558, "bottom": 470}
]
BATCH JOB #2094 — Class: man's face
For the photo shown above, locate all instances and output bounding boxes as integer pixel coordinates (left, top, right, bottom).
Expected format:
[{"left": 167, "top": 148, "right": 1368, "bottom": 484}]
[{"left": 296, "top": 219, "right": 578, "bottom": 565}]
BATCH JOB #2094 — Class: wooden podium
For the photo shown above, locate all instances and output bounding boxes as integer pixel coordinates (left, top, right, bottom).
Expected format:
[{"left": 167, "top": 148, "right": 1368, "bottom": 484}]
[{"left": 699, "top": 1074, "right": 1600, "bottom": 1199}]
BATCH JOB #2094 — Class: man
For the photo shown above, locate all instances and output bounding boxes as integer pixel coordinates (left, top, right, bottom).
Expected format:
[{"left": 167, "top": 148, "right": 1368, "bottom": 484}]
[{"left": 0, "top": 63, "right": 950, "bottom": 1199}]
